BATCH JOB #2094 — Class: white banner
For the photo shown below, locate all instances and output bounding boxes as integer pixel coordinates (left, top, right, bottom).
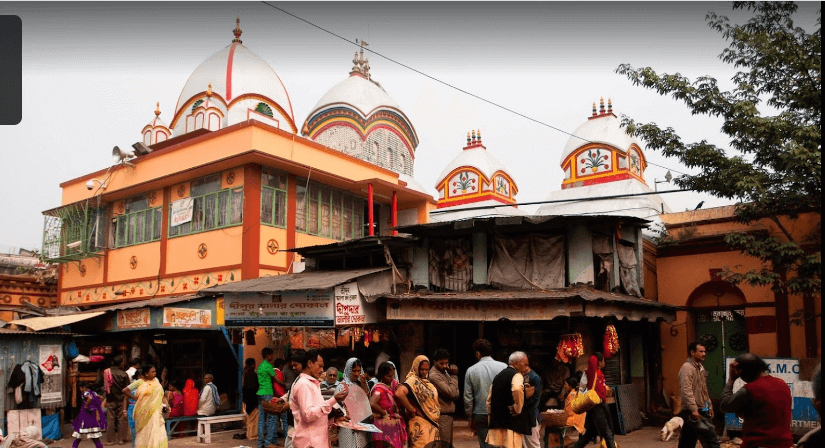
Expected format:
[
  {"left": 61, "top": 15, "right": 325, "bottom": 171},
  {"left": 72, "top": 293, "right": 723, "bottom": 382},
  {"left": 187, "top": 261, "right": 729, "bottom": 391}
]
[
  {"left": 334, "top": 282, "right": 378, "bottom": 326},
  {"left": 39, "top": 344, "right": 63, "bottom": 406},
  {"left": 171, "top": 197, "right": 194, "bottom": 226}
]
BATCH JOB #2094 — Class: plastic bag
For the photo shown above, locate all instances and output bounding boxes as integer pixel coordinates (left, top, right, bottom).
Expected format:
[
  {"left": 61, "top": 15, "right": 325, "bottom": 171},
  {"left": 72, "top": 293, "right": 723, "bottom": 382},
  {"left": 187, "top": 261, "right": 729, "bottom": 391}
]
[{"left": 42, "top": 413, "right": 62, "bottom": 440}]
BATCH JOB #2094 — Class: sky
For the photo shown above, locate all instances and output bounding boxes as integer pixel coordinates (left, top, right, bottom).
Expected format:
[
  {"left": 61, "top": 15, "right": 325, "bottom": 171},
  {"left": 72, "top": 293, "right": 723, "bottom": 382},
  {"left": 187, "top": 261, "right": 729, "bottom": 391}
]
[{"left": 0, "top": 1, "right": 819, "bottom": 252}]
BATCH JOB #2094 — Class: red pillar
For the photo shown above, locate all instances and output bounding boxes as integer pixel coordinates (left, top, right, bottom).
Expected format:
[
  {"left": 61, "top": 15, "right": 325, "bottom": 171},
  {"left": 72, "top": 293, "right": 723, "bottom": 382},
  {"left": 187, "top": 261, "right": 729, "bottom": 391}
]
[
  {"left": 392, "top": 191, "right": 398, "bottom": 236},
  {"left": 368, "top": 183, "right": 374, "bottom": 236}
]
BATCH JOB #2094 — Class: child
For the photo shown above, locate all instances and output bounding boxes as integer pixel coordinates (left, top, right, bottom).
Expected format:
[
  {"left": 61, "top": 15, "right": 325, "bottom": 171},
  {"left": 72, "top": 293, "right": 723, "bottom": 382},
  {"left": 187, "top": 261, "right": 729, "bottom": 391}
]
[
  {"left": 165, "top": 381, "right": 185, "bottom": 418},
  {"left": 122, "top": 368, "right": 144, "bottom": 448},
  {"left": 72, "top": 382, "right": 107, "bottom": 448}
]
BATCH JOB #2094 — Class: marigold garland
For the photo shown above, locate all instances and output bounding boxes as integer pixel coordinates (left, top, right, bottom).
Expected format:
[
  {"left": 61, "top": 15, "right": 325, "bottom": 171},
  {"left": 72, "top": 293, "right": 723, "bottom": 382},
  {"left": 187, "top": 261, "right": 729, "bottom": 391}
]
[
  {"left": 603, "top": 324, "right": 620, "bottom": 359},
  {"left": 555, "top": 333, "right": 584, "bottom": 363}
]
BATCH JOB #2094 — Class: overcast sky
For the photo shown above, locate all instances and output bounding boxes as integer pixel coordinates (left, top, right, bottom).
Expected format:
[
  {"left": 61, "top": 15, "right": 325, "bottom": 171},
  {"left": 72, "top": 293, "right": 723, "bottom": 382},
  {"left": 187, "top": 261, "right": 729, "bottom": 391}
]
[{"left": 0, "top": 1, "right": 819, "bottom": 251}]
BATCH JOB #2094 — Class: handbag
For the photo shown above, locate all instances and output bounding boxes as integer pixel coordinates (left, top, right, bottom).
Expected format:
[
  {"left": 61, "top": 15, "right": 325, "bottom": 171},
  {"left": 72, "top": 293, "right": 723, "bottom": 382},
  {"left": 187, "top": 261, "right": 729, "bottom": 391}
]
[
  {"left": 263, "top": 376, "right": 299, "bottom": 415},
  {"left": 571, "top": 388, "right": 602, "bottom": 414}
]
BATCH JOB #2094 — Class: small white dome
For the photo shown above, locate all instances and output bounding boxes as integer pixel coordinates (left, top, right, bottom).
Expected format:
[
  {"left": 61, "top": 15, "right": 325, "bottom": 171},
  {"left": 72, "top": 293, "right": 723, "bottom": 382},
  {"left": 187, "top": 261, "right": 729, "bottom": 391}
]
[
  {"left": 560, "top": 113, "right": 641, "bottom": 164},
  {"left": 436, "top": 146, "right": 512, "bottom": 182}
]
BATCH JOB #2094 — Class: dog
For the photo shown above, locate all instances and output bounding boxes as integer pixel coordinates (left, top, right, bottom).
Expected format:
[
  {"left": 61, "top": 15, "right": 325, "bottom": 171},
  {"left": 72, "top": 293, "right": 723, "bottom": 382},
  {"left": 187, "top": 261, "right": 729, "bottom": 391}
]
[{"left": 661, "top": 416, "right": 684, "bottom": 441}]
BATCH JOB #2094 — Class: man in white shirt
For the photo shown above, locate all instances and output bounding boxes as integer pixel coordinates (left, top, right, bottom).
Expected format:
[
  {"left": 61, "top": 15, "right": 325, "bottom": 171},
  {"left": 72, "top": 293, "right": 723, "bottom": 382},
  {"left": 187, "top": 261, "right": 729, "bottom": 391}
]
[
  {"left": 198, "top": 374, "right": 218, "bottom": 416},
  {"left": 290, "top": 350, "right": 348, "bottom": 448},
  {"left": 125, "top": 358, "right": 140, "bottom": 382}
]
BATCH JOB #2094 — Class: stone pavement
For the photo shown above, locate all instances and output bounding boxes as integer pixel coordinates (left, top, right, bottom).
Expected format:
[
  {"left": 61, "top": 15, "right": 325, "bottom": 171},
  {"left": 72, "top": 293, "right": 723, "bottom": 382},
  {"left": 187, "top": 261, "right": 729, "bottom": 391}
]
[{"left": 47, "top": 419, "right": 677, "bottom": 448}]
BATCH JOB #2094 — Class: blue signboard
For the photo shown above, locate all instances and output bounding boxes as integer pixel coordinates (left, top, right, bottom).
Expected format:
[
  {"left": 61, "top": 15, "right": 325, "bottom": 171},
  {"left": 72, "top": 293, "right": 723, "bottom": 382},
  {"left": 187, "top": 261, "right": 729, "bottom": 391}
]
[{"left": 724, "top": 357, "right": 820, "bottom": 436}]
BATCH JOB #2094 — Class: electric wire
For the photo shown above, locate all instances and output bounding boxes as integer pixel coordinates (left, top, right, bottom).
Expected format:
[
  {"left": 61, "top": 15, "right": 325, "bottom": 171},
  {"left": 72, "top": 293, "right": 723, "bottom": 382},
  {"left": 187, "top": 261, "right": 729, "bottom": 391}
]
[
  {"left": 429, "top": 188, "right": 692, "bottom": 214},
  {"left": 260, "top": 0, "right": 692, "bottom": 176}
]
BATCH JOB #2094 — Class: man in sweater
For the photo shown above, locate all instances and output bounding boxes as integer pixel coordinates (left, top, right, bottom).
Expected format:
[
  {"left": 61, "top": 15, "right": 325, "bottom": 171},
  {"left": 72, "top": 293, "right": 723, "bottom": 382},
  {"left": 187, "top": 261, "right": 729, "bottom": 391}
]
[
  {"left": 678, "top": 342, "right": 720, "bottom": 448},
  {"left": 429, "top": 349, "right": 460, "bottom": 444},
  {"left": 719, "top": 354, "right": 793, "bottom": 448},
  {"left": 464, "top": 339, "right": 508, "bottom": 448}
]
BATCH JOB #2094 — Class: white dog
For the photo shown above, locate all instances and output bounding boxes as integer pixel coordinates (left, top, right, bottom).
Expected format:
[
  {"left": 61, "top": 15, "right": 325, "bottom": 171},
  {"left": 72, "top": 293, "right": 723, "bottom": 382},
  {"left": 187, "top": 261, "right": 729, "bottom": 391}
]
[{"left": 661, "top": 416, "right": 684, "bottom": 441}]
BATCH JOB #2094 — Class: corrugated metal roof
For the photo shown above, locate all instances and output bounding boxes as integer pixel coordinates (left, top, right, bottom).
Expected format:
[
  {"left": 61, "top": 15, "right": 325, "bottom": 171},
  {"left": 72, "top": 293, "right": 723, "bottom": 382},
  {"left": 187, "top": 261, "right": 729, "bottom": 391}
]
[
  {"left": 201, "top": 267, "right": 391, "bottom": 294},
  {"left": 384, "top": 284, "right": 674, "bottom": 309},
  {"left": 0, "top": 327, "right": 74, "bottom": 336},
  {"left": 8, "top": 312, "right": 106, "bottom": 331},
  {"left": 81, "top": 293, "right": 202, "bottom": 313}
]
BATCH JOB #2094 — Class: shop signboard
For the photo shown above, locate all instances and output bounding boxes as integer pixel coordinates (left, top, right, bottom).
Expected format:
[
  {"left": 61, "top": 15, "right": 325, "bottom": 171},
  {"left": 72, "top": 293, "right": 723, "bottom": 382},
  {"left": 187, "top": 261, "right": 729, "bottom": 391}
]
[
  {"left": 39, "top": 344, "right": 63, "bottom": 406},
  {"left": 334, "top": 282, "right": 378, "bottom": 326},
  {"left": 117, "top": 308, "right": 151, "bottom": 329},
  {"left": 387, "top": 298, "right": 569, "bottom": 321},
  {"left": 724, "top": 357, "right": 819, "bottom": 436},
  {"left": 225, "top": 291, "right": 334, "bottom": 327},
  {"left": 162, "top": 307, "right": 212, "bottom": 328}
]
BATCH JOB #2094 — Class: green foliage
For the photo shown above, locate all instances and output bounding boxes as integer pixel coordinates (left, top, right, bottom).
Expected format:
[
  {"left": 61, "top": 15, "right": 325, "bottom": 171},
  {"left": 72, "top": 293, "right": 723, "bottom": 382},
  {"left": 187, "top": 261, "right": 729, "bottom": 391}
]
[{"left": 617, "top": 2, "right": 821, "bottom": 296}]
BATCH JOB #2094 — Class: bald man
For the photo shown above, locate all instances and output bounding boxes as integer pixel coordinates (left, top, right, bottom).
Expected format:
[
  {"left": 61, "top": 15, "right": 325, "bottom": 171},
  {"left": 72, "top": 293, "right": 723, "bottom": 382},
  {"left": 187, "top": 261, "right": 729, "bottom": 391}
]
[{"left": 198, "top": 374, "right": 218, "bottom": 416}]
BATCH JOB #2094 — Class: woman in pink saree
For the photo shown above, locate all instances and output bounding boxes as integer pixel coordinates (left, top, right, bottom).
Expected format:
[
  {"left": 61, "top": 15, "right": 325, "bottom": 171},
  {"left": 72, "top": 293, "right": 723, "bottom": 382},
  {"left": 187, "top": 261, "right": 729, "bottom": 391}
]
[{"left": 369, "top": 361, "right": 407, "bottom": 448}]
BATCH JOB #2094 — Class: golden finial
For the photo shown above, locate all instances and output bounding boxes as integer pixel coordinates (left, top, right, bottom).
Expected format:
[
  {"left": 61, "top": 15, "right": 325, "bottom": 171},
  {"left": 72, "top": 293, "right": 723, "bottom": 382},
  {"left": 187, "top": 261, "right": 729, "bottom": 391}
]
[
  {"left": 155, "top": 102, "right": 161, "bottom": 116},
  {"left": 206, "top": 83, "right": 213, "bottom": 98},
  {"left": 232, "top": 17, "right": 243, "bottom": 43}
]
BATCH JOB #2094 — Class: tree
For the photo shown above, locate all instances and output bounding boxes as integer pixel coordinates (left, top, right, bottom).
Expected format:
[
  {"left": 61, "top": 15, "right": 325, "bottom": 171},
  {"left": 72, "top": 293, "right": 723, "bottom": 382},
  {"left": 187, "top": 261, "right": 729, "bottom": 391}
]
[{"left": 616, "top": 2, "right": 821, "bottom": 300}]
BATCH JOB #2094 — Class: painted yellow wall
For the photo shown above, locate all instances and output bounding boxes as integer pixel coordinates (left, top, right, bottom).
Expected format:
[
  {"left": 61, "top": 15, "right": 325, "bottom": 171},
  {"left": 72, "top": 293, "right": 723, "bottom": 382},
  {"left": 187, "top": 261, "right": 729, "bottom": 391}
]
[
  {"left": 165, "top": 227, "right": 243, "bottom": 274},
  {"left": 61, "top": 258, "right": 104, "bottom": 289},
  {"left": 259, "top": 226, "right": 289, "bottom": 268},
  {"left": 107, "top": 242, "right": 161, "bottom": 283}
]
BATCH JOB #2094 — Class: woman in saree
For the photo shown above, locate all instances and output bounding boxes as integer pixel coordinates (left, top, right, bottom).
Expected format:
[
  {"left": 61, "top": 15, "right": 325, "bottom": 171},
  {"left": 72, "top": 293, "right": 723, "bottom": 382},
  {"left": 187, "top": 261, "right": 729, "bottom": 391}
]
[
  {"left": 124, "top": 365, "right": 167, "bottom": 448},
  {"left": 369, "top": 361, "right": 407, "bottom": 448},
  {"left": 394, "top": 355, "right": 440, "bottom": 448},
  {"left": 336, "top": 358, "right": 373, "bottom": 448}
]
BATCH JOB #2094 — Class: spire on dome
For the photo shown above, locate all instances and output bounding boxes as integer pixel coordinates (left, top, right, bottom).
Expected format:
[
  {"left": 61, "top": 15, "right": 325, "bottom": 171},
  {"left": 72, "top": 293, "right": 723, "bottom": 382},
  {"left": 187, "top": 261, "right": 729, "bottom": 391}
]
[
  {"left": 206, "top": 83, "right": 213, "bottom": 98},
  {"left": 607, "top": 98, "right": 613, "bottom": 114},
  {"left": 599, "top": 97, "right": 605, "bottom": 114},
  {"left": 232, "top": 17, "right": 243, "bottom": 43},
  {"left": 351, "top": 39, "right": 370, "bottom": 78},
  {"left": 592, "top": 101, "right": 597, "bottom": 117},
  {"left": 155, "top": 102, "right": 161, "bottom": 117}
]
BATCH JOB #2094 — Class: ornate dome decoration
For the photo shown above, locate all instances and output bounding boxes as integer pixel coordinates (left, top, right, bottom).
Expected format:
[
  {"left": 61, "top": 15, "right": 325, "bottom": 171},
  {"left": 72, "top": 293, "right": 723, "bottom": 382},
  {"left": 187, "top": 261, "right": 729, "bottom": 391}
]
[
  {"left": 141, "top": 102, "right": 171, "bottom": 145},
  {"left": 169, "top": 18, "right": 296, "bottom": 136},
  {"left": 302, "top": 41, "right": 419, "bottom": 176},
  {"left": 560, "top": 98, "right": 646, "bottom": 189},
  {"left": 435, "top": 130, "right": 518, "bottom": 209}
]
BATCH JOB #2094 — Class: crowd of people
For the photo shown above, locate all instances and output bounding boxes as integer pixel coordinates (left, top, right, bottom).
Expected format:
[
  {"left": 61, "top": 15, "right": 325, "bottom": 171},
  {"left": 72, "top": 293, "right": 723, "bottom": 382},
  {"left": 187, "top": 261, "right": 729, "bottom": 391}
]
[{"left": 56, "top": 339, "right": 821, "bottom": 448}]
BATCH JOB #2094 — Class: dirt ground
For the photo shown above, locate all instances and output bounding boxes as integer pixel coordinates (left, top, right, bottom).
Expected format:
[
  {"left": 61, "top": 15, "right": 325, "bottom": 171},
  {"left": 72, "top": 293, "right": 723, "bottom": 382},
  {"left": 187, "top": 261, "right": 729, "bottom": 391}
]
[{"left": 46, "top": 419, "right": 690, "bottom": 448}]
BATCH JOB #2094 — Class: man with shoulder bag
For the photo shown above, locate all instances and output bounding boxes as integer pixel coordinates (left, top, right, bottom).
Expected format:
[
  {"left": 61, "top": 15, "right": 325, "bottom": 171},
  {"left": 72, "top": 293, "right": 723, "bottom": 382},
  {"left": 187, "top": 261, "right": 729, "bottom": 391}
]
[{"left": 678, "top": 342, "right": 720, "bottom": 448}]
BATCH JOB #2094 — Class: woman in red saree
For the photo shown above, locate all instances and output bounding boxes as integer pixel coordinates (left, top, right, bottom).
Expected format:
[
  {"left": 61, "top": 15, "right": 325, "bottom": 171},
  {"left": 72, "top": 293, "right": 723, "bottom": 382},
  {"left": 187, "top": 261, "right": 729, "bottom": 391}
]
[
  {"left": 369, "top": 361, "right": 407, "bottom": 448},
  {"left": 572, "top": 353, "right": 615, "bottom": 448},
  {"left": 182, "top": 379, "right": 198, "bottom": 416}
]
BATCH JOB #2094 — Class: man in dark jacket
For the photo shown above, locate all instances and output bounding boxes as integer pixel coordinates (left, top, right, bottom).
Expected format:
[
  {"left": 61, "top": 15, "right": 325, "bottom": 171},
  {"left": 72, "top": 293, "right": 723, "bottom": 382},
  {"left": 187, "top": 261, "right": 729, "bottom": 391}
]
[
  {"left": 486, "top": 351, "right": 535, "bottom": 447},
  {"left": 104, "top": 355, "right": 130, "bottom": 445}
]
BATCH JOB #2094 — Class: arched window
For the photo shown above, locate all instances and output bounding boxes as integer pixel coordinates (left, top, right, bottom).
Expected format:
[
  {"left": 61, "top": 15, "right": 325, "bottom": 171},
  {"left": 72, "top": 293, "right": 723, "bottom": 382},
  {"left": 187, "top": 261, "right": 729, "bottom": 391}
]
[
  {"left": 372, "top": 142, "right": 379, "bottom": 161},
  {"left": 386, "top": 146, "right": 394, "bottom": 169},
  {"left": 255, "top": 102, "right": 274, "bottom": 118}
]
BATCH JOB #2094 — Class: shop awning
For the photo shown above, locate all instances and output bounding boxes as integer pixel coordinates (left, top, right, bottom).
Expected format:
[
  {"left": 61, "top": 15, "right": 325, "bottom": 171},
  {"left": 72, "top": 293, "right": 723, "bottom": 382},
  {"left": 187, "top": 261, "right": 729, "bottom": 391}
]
[
  {"left": 201, "top": 267, "right": 391, "bottom": 294},
  {"left": 8, "top": 311, "right": 106, "bottom": 331},
  {"left": 383, "top": 284, "right": 676, "bottom": 323}
]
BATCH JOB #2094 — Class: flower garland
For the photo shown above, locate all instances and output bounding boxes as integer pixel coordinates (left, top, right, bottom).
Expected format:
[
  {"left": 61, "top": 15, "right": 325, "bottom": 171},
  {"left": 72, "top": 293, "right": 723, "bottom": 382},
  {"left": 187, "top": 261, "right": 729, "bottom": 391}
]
[
  {"left": 603, "top": 324, "right": 620, "bottom": 359},
  {"left": 555, "top": 333, "right": 584, "bottom": 363}
]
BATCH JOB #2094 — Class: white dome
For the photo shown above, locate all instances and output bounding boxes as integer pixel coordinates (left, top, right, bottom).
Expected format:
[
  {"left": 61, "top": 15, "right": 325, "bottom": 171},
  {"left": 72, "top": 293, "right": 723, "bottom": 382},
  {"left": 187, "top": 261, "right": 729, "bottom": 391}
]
[
  {"left": 172, "top": 41, "right": 295, "bottom": 132},
  {"left": 560, "top": 114, "right": 641, "bottom": 164},
  {"left": 436, "top": 146, "right": 513, "bottom": 182},
  {"left": 308, "top": 75, "right": 401, "bottom": 118}
]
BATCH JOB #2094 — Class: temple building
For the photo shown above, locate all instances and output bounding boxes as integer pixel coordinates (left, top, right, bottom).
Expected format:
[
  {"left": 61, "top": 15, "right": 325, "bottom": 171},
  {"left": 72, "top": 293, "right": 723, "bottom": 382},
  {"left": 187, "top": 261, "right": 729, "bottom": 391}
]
[
  {"left": 431, "top": 129, "right": 524, "bottom": 222},
  {"left": 537, "top": 98, "right": 670, "bottom": 234}
]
